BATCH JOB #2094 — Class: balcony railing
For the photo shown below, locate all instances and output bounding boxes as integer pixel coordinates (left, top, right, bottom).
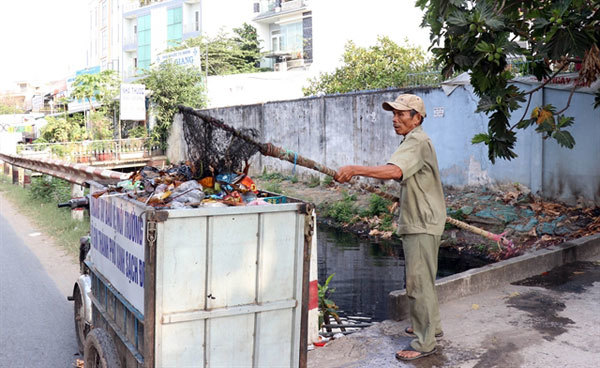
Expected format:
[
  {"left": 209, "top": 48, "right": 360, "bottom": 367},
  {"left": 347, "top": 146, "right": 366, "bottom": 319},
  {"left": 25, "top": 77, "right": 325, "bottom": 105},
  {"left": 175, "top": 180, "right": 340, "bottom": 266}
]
[
  {"left": 16, "top": 138, "right": 160, "bottom": 164},
  {"left": 123, "top": 35, "right": 138, "bottom": 51},
  {"left": 257, "top": 0, "right": 306, "bottom": 15}
]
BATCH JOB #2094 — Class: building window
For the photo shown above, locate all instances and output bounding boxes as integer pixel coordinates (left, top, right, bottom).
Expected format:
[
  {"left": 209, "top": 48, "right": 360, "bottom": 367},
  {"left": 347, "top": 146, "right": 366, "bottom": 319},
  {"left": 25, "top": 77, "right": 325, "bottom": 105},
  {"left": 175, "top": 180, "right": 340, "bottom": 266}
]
[
  {"left": 167, "top": 7, "right": 182, "bottom": 47},
  {"left": 195, "top": 11, "right": 200, "bottom": 32},
  {"left": 102, "top": 30, "right": 108, "bottom": 57},
  {"left": 102, "top": 1, "right": 107, "bottom": 28},
  {"left": 271, "top": 30, "right": 282, "bottom": 53},
  {"left": 280, "top": 22, "right": 303, "bottom": 57},
  {"left": 137, "top": 14, "right": 151, "bottom": 71}
]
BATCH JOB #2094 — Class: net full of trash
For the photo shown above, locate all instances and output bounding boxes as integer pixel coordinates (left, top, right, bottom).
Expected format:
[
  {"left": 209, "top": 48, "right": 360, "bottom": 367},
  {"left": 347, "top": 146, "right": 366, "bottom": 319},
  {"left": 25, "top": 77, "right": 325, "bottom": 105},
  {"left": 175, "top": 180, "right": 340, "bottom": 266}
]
[{"left": 181, "top": 110, "right": 260, "bottom": 179}]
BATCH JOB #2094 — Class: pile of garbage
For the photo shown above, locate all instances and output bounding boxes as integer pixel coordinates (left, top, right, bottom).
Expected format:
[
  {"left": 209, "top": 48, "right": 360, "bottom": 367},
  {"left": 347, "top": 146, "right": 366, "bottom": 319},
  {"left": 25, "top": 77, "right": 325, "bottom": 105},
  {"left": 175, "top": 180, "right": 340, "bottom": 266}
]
[
  {"left": 444, "top": 183, "right": 600, "bottom": 259},
  {"left": 94, "top": 164, "right": 284, "bottom": 209}
]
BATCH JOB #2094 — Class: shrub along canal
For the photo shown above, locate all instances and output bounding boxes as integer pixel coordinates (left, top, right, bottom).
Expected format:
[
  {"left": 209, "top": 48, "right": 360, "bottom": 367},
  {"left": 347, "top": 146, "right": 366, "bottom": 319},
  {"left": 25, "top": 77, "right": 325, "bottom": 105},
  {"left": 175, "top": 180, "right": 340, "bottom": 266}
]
[{"left": 317, "top": 224, "right": 491, "bottom": 321}]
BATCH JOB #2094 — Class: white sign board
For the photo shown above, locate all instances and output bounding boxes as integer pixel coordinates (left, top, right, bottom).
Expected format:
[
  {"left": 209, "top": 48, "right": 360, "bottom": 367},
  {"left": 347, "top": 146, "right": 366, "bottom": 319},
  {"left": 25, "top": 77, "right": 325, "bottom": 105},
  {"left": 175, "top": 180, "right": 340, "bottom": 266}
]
[
  {"left": 31, "top": 95, "right": 44, "bottom": 112},
  {"left": 433, "top": 107, "right": 445, "bottom": 118},
  {"left": 156, "top": 47, "right": 201, "bottom": 69},
  {"left": 120, "top": 84, "right": 146, "bottom": 121},
  {"left": 512, "top": 72, "right": 600, "bottom": 94},
  {"left": 90, "top": 184, "right": 146, "bottom": 314}
]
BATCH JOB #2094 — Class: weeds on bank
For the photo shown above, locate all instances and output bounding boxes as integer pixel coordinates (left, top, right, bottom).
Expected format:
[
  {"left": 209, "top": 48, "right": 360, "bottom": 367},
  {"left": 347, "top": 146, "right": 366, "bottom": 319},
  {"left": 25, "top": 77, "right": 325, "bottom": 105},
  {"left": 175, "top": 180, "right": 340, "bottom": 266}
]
[
  {"left": 322, "top": 191, "right": 359, "bottom": 223},
  {"left": 264, "top": 181, "right": 283, "bottom": 194},
  {"left": 319, "top": 192, "right": 396, "bottom": 231},
  {"left": 259, "top": 169, "right": 286, "bottom": 194},
  {"left": 307, "top": 175, "right": 321, "bottom": 188},
  {"left": 259, "top": 169, "right": 396, "bottom": 232},
  {"left": 0, "top": 176, "right": 88, "bottom": 255}
]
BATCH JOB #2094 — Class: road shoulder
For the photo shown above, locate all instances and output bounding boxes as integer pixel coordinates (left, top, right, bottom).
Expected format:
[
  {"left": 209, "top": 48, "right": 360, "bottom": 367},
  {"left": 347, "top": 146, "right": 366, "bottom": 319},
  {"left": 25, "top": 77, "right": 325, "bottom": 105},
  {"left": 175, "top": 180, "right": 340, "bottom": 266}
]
[{"left": 0, "top": 192, "right": 79, "bottom": 298}]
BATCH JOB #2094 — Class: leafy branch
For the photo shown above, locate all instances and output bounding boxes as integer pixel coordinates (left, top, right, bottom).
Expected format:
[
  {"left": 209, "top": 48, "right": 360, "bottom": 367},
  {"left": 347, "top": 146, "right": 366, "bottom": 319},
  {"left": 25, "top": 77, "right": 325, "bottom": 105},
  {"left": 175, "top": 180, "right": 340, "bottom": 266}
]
[{"left": 418, "top": 0, "right": 600, "bottom": 162}]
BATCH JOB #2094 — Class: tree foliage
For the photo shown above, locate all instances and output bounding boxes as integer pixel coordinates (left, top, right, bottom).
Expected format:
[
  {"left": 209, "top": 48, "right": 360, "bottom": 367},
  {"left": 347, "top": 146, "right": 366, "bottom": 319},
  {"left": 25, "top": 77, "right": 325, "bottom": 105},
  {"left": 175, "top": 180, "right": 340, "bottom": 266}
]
[
  {"left": 142, "top": 61, "right": 207, "bottom": 148},
  {"left": 37, "top": 116, "right": 88, "bottom": 143},
  {"left": 71, "top": 70, "right": 120, "bottom": 112},
  {"left": 171, "top": 23, "right": 263, "bottom": 76},
  {"left": 303, "top": 37, "right": 434, "bottom": 96},
  {"left": 417, "top": 0, "right": 600, "bottom": 162},
  {"left": 0, "top": 104, "right": 23, "bottom": 114}
]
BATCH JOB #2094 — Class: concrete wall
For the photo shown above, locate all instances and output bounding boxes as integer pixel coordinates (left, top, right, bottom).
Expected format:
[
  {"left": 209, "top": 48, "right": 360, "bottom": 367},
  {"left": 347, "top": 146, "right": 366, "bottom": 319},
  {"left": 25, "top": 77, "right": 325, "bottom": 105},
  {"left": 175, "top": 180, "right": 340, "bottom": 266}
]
[{"left": 189, "top": 85, "right": 599, "bottom": 204}]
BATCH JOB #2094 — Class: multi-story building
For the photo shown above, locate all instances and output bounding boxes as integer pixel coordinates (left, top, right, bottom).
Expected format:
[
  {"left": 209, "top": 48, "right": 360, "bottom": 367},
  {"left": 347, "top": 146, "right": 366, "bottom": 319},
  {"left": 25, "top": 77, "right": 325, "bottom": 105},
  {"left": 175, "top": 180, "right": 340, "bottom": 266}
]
[
  {"left": 251, "top": 0, "right": 431, "bottom": 74},
  {"left": 252, "top": 0, "right": 312, "bottom": 71},
  {"left": 87, "top": 0, "right": 140, "bottom": 73},
  {"left": 121, "top": 0, "right": 253, "bottom": 80}
]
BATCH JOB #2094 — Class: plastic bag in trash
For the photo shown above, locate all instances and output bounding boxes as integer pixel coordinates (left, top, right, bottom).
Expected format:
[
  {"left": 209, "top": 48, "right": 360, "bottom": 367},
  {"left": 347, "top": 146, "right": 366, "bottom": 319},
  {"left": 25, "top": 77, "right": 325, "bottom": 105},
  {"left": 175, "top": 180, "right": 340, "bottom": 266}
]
[
  {"left": 171, "top": 180, "right": 205, "bottom": 204},
  {"left": 167, "top": 165, "right": 193, "bottom": 181},
  {"left": 170, "top": 201, "right": 186, "bottom": 209},
  {"left": 117, "top": 179, "right": 140, "bottom": 191},
  {"left": 172, "top": 190, "right": 205, "bottom": 204},
  {"left": 247, "top": 198, "right": 270, "bottom": 206},
  {"left": 216, "top": 173, "right": 237, "bottom": 184},
  {"left": 172, "top": 180, "right": 202, "bottom": 195}
]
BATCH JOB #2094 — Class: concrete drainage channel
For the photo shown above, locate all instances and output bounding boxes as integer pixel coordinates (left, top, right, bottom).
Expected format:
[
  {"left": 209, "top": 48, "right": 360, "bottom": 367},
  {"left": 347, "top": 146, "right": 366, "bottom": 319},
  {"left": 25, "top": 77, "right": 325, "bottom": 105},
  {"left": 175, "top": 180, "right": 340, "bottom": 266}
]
[{"left": 389, "top": 233, "right": 600, "bottom": 320}]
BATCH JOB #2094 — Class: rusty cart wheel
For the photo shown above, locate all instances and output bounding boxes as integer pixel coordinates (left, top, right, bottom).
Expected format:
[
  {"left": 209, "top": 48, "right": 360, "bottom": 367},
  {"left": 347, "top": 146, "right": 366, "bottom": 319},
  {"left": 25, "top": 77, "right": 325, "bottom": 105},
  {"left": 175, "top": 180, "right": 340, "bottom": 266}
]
[
  {"left": 84, "top": 328, "right": 121, "bottom": 368},
  {"left": 73, "top": 285, "right": 89, "bottom": 354}
]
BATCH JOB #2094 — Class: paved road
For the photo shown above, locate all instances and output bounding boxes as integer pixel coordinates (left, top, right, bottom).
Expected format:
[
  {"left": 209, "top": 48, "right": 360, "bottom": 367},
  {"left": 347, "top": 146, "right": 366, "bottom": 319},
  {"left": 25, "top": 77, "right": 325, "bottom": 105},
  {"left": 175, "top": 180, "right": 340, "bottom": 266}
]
[{"left": 0, "top": 211, "right": 79, "bottom": 368}]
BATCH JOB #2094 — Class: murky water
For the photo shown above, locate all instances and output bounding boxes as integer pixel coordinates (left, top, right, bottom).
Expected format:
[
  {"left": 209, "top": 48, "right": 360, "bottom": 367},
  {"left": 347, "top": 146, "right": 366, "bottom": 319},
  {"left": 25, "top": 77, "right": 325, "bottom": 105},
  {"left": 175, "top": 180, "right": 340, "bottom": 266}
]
[{"left": 317, "top": 224, "right": 490, "bottom": 321}]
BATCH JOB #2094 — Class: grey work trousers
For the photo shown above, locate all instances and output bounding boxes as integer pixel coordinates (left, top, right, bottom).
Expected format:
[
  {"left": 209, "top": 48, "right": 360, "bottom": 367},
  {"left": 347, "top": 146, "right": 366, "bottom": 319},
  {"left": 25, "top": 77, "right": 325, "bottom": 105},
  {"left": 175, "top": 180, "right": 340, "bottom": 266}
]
[{"left": 402, "top": 233, "right": 442, "bottom": 352}]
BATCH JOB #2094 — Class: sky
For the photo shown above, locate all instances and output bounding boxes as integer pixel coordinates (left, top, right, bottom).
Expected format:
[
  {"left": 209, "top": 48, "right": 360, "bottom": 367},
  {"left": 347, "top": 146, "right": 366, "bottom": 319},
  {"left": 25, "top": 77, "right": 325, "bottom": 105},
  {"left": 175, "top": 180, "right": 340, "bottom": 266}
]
[
  {"left": 0, "top": 0, "right": 88, "bottom": 89},
  {"left": 0, "top": 0, "right": 433, "bottom": 90}
]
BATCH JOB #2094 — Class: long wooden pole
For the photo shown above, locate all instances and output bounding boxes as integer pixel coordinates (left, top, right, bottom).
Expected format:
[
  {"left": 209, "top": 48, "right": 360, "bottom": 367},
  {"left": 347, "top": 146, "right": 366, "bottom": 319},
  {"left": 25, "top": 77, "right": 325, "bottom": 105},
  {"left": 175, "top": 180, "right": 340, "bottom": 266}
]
[{"left": 178, "top": 106, "right": 514, "bottom": 249}]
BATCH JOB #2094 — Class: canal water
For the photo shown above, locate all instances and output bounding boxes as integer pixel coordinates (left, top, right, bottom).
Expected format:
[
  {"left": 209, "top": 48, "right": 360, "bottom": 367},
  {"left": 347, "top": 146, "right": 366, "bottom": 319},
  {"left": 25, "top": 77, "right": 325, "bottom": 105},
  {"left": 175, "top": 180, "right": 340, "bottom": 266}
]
[{"left": 317, "top": 224, "right": 490, "bottom": 321}]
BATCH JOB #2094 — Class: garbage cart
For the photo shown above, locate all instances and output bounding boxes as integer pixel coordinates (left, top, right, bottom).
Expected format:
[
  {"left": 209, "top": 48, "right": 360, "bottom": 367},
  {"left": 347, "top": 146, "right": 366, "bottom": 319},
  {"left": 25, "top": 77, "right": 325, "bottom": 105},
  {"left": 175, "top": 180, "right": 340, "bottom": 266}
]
[{"left": 71, "top": 181, "right": 314, "bottom": 368}]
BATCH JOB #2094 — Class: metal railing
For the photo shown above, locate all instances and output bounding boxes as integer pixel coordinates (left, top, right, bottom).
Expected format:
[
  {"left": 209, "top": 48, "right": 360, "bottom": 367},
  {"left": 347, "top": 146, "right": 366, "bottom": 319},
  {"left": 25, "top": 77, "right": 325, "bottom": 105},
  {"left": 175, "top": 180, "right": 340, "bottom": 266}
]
[
  {"left": 0, "top": 152, "right": 131, "bottom": 186},
  {"left": 403, "top": 71, "right": 444, "bottom": 88},
  {"left": 16, "top": 138, "right": 159, "bottom": 164}
]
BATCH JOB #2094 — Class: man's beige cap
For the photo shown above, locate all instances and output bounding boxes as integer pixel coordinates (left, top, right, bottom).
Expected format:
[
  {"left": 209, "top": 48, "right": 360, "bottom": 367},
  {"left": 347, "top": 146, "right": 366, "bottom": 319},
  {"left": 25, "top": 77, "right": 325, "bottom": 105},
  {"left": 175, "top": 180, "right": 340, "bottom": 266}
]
[{"left": 382, "top": 94, "right": 427, "bottom": 117}]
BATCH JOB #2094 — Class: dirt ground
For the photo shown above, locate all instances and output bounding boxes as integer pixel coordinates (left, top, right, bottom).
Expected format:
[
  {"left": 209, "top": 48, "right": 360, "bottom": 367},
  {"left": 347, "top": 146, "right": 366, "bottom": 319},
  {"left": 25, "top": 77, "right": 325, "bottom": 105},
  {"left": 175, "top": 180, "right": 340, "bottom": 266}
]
[{"left": 255, "top": 175, "right": 600, "bottom": 262}]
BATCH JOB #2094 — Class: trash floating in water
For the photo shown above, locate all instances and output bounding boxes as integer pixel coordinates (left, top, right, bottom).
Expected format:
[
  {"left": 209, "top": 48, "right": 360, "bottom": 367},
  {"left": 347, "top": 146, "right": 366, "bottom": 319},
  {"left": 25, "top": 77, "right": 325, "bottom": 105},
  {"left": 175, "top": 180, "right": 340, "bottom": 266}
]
[{"left": 92, "top": 163, "right": 286, "bottom": 209}]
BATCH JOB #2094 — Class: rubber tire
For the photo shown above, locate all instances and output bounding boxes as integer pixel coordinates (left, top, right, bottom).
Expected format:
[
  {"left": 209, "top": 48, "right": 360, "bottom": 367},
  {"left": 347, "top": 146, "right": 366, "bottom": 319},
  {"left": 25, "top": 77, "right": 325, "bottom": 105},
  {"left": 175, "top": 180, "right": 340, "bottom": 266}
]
[
  {"left": 84, "top": 328, "right": 121, "bottom": 368},
  {"left": 73, "top": 285, "right": 89, "bottom": 354}
]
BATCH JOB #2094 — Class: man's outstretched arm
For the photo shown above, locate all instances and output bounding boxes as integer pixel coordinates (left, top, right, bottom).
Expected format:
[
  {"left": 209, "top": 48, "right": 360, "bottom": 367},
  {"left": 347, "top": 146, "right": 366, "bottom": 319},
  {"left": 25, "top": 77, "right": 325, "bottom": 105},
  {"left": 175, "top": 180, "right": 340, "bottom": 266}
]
[{"left": 335, "top": 164, "right": 403, "bottom": 183}]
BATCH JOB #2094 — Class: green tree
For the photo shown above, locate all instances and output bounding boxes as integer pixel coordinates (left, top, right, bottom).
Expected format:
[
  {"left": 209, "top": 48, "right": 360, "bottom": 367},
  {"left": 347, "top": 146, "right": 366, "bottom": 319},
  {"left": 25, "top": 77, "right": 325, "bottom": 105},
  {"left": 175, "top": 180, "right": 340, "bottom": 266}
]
[
  {"left": 142, "top": 61, "right": 207, "bottom": 148},
  {"left": 171, "top": 23, "right": 264, "bottom": 76},
  {"left": 232, "top": 23, "right": 263, "bottom": 68},
  {"left": 416, "top": 0, "right": 600, "bottom": 162},
  {"left": 0, "top": 104, "right": 23, "bottom": 114},
  {"left": 37, "top": 116, "right": 88, "bottom": 143},
  {"left": 89, "top": 111, "right": 114, "bottom": 140},
  {"left": 71, "top": 70, "right": 120, "bottom": 112},
  {"left": 303, "top": 37, "right": 435, "bottom": 96}
]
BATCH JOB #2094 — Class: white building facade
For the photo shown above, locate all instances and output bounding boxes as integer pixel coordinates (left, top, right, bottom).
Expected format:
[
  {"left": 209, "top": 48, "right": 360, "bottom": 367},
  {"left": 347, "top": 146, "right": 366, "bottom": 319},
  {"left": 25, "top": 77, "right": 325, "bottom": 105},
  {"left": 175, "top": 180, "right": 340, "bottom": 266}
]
[
  {"left": 87, "top": 0, "right": 140, "bottom": 73},
  {"left": 205, "top": 0, "right": 432, "bottom": 107},
  {"left": 121, "top": 0, "right": 254, "bottom": 80},
  {"left": 104, "top": 0, "right": 432, "bottom": 106},
  {"left": 252, "top": 0, "right": 312, "bottom": 71}
]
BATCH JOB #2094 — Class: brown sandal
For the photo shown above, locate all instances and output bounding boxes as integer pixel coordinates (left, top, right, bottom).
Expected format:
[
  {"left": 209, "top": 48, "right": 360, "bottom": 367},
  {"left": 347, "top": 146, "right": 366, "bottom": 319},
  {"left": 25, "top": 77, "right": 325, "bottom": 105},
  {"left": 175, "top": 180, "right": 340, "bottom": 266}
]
[{"left": 395, "top": 346, "right": 438, "bottom": 361}]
